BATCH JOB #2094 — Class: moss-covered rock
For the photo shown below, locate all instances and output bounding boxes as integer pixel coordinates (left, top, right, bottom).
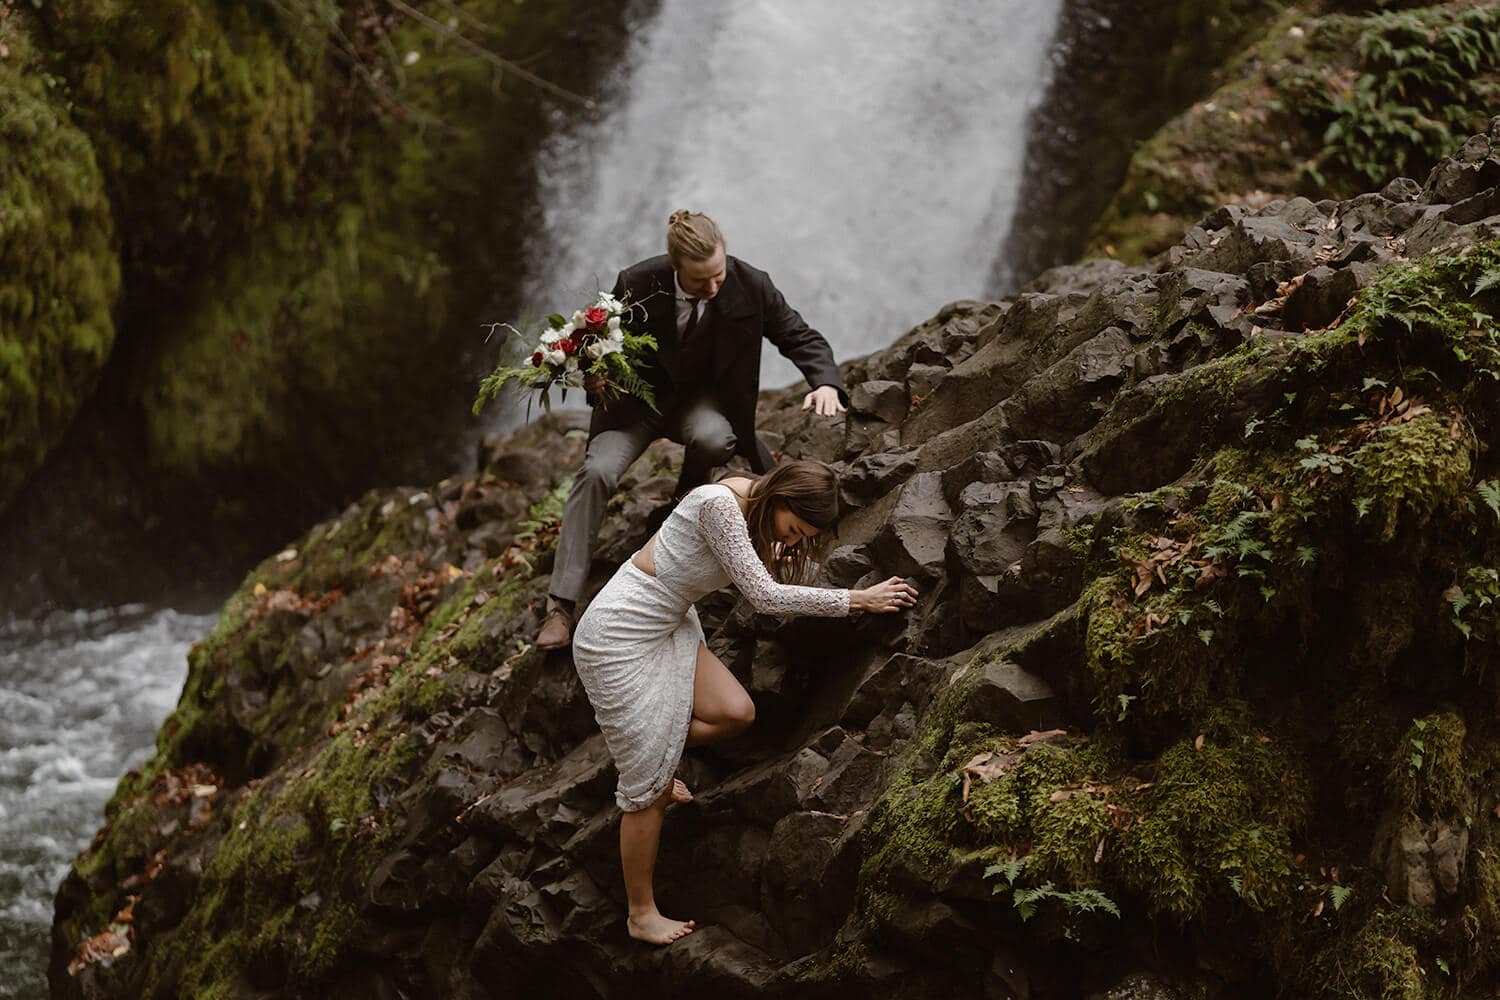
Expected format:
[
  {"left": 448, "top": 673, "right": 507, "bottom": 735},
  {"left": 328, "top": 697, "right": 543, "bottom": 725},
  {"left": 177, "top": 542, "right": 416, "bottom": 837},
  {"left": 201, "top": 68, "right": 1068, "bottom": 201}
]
[
  {"left": 0, "top": 0, "right": 635, "bottom": 610},
  {"left": 34, "top": 0, "right": 319, "bottom": 294},
  {"left": 1002, "top": 0, "right": 1297, "bottom": 283},
  {"left": 0, "top": 17, "right": 119, "bottom": 510},
  {"left": 1089, "top": 1, "right": 1500, "bottom": 263}
]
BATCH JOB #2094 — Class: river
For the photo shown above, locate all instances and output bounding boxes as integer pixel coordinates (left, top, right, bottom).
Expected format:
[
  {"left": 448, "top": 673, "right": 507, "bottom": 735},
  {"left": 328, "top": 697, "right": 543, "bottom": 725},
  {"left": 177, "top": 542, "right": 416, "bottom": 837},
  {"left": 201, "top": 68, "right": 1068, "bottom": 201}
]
[{"left": 0, "top": 609, "right": 209, "bottom": 999}]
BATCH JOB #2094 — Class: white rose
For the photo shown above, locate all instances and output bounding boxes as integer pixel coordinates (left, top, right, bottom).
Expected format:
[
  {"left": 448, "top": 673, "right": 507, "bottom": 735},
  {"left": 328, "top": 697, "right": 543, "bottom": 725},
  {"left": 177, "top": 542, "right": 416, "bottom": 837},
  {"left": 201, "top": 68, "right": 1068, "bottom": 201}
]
[
  {"left": 544, "top": 348, "right": 566, "bottom": 366},
  {"left": 585, "top": 339, "right": 608, "bottom": 360},
  {"left": 571, "top": 310, "right": 587, "bottom": 328},
  {"left": 607, "top": 316, "right": 622, "bottom": 333}
]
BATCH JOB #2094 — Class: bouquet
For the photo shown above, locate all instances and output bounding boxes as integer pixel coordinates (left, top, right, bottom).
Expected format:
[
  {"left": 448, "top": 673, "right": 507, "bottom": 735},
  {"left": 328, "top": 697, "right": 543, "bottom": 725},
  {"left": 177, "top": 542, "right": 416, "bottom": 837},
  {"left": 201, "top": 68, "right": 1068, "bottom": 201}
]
[{"left": 473, "top": 291, "right": 659, "bottom": 417}]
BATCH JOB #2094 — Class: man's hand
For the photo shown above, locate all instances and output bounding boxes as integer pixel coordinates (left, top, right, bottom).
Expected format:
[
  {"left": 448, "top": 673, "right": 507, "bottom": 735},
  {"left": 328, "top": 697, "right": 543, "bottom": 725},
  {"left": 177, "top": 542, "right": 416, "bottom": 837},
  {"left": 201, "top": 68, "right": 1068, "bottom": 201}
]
[
  {"left": 583, "top": 373, "right": 605, "bottom": 404},
  {"left": 801, "top": 385, "right": 846, "bottom": 418}
]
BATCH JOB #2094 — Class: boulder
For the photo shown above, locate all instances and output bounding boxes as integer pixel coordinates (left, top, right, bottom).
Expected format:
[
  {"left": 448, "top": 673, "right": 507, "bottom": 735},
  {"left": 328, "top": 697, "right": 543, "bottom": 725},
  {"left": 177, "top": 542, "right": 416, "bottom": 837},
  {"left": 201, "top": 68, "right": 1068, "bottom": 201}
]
[{"left": 872, "top": 472, "right": 952, "bottom": 580}]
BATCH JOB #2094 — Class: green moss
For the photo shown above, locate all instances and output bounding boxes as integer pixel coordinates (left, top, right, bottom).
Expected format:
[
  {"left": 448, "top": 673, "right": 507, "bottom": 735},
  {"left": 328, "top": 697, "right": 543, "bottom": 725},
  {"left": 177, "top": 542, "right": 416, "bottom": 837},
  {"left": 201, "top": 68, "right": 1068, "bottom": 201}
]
[
  {"left": 36, "top": 0, "right": 318, "bottom": 292},
  {"left": 1090, "top": 4, "right": 1500, "bottom": 262},
  {"left": 1350, "top": 413, "right": 1471, "bottom": 545},
  {"left": 129, "top": 179, "right": 469, "bottom": 485},
  {"left": 1117, "top": 708, "right": 1309, "bottom": 918},
  {"left": 966, "top": 742, "right": 1109, "bottom": 846},
  {"left": 1029, "top": 782, "right": 1115, "bottom": 887},
  {"left": 1089, "top": 4, "right": 1336, "bottom": 260},
  {"left": 1082, "top": 567, "right": 1232, "bottom": 731},
  {"left": 8, "top": 0, "right": 633, "bottom": 550},
  {"left": 137, "top": 723, "right": 417, "bottom": 996},
  {"left": 1296, "top": 908, "right": 1440, "bottom": 1000},
  {"left": 0, "top": 17, "right": 119, "bottom": 510},
  {"left": 1389, "top": 711, "right": 1469, "bottom": 821}
]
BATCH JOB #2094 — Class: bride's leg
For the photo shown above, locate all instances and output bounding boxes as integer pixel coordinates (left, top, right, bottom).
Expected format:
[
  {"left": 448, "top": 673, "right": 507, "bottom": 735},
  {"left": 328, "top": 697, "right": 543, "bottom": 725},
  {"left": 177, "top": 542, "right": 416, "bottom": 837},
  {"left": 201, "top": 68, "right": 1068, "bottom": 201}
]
[
  {"left": 685, "top": 641, "right": 755, "bottom": 747},
  {"left": 621, "top": 785, "right": 695, "bottom": 944}
]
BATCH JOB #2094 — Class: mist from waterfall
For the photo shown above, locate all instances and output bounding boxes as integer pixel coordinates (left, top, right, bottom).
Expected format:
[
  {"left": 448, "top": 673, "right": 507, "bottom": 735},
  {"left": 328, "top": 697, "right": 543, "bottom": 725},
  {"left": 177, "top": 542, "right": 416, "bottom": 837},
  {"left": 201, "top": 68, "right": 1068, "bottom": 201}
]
[{"left": 517, "top": 0, "right": 1064, "bottom": 399}]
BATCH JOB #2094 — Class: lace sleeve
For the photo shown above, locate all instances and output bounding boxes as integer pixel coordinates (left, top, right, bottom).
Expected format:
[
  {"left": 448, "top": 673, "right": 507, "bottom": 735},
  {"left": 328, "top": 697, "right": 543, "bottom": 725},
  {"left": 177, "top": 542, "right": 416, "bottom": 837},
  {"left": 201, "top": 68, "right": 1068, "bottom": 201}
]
[{"left": 696, "top": 492, "right": 850, "bottom": 617}]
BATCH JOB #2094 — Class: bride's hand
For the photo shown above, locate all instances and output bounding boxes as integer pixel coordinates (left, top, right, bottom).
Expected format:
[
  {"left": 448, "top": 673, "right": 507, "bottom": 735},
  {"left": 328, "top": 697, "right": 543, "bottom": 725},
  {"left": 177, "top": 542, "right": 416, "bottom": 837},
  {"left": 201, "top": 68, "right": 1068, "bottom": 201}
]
[{"left": 852, "top": 577, "right": 918, "bottom": 613}]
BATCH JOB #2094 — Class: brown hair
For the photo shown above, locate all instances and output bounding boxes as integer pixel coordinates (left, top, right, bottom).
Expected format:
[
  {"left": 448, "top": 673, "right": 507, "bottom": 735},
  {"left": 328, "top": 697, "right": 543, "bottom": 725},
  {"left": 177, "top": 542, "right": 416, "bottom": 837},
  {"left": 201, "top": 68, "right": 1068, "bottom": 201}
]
[
  {"left": 740, "top": 460, "right": 841, "bottom": 584},
  {"left": 666, "top": 209, "right": 725, "bottom": 267}
]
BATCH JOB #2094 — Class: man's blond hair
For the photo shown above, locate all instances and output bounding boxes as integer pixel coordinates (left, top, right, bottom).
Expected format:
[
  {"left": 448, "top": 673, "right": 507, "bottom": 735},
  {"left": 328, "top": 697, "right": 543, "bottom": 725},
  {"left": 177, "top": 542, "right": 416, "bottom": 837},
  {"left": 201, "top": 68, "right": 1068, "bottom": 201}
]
[{"left": 666, "top": 210, "right": 725, "bottom": 266}]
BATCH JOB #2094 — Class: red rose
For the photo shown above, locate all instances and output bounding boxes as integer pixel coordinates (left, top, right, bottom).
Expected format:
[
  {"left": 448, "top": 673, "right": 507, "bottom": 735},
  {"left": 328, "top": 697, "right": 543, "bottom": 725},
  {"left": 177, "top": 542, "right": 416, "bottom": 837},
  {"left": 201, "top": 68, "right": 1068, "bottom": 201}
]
[
  {"left": 584, "top": 306, "right": 608, "bottom": 328},
  {"left": 557, "top": 338, "right": 578, "bottom": 356},
  {"left": 530, "top": 350, "right": 544, "bottom": 367}
]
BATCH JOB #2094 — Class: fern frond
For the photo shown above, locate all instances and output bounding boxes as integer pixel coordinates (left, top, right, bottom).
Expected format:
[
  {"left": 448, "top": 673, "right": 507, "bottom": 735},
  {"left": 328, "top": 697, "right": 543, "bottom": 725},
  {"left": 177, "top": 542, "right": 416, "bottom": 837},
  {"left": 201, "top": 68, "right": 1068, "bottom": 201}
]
[{"left": 1478, "top": 480, "right": 1500, "bottom": 522}]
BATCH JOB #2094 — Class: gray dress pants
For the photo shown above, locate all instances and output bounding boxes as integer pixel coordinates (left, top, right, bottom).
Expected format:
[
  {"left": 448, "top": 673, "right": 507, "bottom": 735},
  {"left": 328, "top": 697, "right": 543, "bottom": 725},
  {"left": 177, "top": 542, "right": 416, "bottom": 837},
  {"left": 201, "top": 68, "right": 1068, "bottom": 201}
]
[{"left": 549, "top": 396, "right": 738, "bottom": 603}]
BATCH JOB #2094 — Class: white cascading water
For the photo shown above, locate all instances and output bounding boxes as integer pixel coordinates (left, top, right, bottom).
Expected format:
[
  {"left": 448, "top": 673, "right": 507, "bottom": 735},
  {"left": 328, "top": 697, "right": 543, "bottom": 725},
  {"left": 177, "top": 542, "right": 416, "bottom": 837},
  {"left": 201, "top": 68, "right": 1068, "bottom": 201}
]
[
  {"left": 519, "top": 0, "right": 1064, "bottom": 396},
  {"left": 0, "top": 608, "right": 208, "bottom": 996}
]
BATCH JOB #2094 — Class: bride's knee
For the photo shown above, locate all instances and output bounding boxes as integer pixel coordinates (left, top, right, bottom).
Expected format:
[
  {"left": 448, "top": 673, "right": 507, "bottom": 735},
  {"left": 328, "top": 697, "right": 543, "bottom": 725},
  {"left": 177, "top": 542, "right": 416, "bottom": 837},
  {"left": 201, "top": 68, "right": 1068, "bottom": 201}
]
[{"left": 727, "top": 694, "right": 755, "bottom": 728}]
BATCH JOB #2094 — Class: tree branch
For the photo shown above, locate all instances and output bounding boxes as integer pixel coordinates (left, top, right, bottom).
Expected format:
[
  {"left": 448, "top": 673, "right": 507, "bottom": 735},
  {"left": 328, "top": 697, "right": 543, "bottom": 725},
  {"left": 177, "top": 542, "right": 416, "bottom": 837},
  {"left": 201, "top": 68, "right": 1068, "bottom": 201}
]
[{"left": 384, "top": 0, "right": 598, "bottom": 111}]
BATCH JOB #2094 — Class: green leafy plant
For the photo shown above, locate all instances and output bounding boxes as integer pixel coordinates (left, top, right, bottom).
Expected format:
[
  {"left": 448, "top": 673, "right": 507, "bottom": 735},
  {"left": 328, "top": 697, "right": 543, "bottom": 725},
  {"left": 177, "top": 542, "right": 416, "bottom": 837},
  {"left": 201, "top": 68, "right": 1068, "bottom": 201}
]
[
  {"left": 1446, "top": 566, "right": 1500, "bottom": 641},
  {"left": 983, "top": 856, "right": 1122, "bottom": 922},
  {"left": 1478, "top": 481, "right": 1500, "bottom": 523},
  {"left": 1330, "top": 883, "right": 1353, "bottom": 912},
  {"left": 1407, "top": 716, "right": 1428, "bottom": 776},
  {"left": 1298, "top": 6, "right": 1500, "bottom": 184}
]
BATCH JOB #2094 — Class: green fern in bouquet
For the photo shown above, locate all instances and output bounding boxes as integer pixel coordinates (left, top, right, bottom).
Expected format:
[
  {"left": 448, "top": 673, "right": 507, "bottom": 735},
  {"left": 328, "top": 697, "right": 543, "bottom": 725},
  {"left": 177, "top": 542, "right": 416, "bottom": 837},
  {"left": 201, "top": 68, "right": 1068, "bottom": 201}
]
[{"left": 474, "top": 293, "right": 659, "bottom": 418}]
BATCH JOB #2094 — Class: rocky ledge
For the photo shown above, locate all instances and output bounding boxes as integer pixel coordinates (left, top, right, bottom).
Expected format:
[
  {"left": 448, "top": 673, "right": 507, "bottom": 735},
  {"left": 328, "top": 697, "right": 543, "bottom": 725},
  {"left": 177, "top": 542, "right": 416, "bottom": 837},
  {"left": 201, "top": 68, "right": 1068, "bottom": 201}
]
[{"left": 51, "top": 120, "right": 1500, "bottom": 999}]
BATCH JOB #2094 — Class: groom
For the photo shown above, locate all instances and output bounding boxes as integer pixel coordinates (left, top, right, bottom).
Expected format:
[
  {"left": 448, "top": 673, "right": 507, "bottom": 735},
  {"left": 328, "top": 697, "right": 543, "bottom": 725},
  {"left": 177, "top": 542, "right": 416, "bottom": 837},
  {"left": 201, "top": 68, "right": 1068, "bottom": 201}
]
[{"left": 536, "top": 209, "right": 849, "bottom": 649}]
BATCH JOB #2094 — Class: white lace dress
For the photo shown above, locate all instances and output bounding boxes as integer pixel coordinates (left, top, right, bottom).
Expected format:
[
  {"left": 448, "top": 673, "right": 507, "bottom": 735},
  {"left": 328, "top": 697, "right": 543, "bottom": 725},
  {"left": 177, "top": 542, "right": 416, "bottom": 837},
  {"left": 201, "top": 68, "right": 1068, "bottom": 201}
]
[{"left": 571, "top": 483, "right": 850, "bottom": 811}]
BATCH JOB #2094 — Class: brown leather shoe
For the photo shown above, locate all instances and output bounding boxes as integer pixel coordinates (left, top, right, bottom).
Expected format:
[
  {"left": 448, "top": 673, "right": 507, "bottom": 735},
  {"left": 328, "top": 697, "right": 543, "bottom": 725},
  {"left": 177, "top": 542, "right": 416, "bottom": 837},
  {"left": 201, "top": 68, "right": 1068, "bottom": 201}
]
[{"left": 536, "top": 606, "right": 573, "bottom": 649}]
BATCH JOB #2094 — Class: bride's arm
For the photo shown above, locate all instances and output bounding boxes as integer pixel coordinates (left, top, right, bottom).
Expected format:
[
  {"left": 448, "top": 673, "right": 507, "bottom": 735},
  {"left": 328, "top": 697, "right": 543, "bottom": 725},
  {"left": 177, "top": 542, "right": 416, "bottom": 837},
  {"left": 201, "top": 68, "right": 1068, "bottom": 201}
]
[{"left": 697, "top": 493, "right": 850, "bottom": 617}]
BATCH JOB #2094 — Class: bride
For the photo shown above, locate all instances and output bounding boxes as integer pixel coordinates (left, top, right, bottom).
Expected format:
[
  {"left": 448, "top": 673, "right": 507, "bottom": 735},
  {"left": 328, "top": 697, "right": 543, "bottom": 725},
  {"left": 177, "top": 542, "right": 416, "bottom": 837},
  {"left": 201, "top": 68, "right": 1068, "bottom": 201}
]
[{"left": 570, "top": 459, "right": 918, "bottom": 944}]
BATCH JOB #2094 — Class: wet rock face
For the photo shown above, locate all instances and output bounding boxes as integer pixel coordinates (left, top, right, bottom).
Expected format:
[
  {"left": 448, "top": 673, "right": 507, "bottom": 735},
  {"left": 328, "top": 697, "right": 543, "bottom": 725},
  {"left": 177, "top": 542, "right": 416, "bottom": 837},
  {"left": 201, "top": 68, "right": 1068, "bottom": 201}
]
[
  {"left": 52, "top": 122, "right": 1500, "bottom": 1000},
  {"left": 1384, "top": 819, "right": 1470, "bottom": 909}
]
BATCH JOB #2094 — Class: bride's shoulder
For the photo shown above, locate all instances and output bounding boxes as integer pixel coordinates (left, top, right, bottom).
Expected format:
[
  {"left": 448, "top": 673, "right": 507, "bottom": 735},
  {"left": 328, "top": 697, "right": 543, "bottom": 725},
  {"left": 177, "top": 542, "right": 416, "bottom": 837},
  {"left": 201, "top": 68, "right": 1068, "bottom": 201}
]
[{"left": 689, "top": 479, "right": 749, "bottom": 509}]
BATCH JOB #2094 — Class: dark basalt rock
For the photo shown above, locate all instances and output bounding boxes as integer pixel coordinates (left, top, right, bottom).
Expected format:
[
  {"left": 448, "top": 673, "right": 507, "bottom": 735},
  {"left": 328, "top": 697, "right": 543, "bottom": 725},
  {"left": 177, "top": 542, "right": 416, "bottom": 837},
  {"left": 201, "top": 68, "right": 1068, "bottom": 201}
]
[{"left": 50, "top": 125, "right": 1500, "bottom": 1000}]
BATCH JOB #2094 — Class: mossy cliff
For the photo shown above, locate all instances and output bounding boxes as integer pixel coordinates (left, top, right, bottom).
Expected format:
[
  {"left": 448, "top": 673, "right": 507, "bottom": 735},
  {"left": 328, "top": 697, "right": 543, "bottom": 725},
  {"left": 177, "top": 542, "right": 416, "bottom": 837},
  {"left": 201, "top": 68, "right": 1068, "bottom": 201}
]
[
  {"left": 1086, "top": 0, "right": 1500, "bottom": 264},
  {"left": 0, "top": 0, "right": 636, "bottom": 611},
  {"left": 48, "top": 124, "right": 1500, "bottom": 998},
  {"left": 0, "top": 15, "right": 118, "bottom": 515},
  {"left": 1001, "top": 0, "right": 1295, "bottom": 287}
]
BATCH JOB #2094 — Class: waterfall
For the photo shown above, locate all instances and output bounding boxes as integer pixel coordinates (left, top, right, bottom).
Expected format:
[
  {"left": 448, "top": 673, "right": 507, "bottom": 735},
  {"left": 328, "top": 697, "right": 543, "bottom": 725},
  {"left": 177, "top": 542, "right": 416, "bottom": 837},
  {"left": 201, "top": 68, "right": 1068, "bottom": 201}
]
[{"left": 519, "top": 0, "right": 1064, "bottom": 397}]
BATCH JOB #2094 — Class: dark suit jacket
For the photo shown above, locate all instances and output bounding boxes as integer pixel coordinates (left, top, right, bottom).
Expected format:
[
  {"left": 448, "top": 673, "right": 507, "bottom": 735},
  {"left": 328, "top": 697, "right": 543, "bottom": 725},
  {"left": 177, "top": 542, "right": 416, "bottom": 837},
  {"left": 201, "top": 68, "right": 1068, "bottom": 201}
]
[{"left": 589, "top": 254, "right": 847, "bottom": 473}]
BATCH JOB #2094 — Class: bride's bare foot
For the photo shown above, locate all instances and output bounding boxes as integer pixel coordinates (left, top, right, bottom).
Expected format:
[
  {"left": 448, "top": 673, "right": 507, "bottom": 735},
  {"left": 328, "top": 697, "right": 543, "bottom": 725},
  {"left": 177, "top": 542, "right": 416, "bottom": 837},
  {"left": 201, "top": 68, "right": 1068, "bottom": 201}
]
[
  {"left": 627, "top": 909, "right": 696, "bottom": 945},
  {"left": 670, "top": 778, "right": 693, "bottom": 803}
]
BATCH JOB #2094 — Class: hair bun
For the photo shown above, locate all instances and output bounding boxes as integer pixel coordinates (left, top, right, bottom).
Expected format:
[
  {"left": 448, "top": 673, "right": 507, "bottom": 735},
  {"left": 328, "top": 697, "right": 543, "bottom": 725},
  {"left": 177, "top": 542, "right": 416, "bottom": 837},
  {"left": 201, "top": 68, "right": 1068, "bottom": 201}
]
[{"left": 668, "top": 209, "right": 692, "bottom": 227}]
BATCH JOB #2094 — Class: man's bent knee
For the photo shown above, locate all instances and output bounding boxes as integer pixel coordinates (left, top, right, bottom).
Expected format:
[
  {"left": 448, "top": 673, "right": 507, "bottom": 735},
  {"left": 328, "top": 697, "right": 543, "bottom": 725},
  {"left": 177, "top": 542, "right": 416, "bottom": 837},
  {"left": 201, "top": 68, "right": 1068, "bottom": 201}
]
[
  {"left": 684, "top": 432, "right": 736, "bottom": 466},
  {"left": 579, "top": 455, "right": 626, "bottom": 494}
]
